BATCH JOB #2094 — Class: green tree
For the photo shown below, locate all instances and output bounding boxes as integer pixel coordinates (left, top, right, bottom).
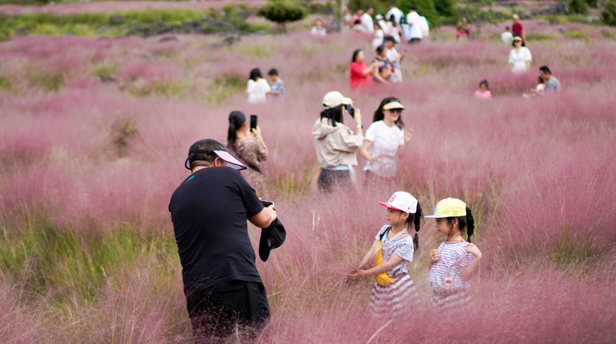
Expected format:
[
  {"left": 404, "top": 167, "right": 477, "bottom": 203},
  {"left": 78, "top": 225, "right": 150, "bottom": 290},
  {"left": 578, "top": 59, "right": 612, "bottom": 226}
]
[
  {"left": 257, "top": 0, "right": 308, "bottom": 32},
  {"left": 603, "top": 0, "right": 616, "bottom": 25},
  {"left": 397, "top": 0, "right": 441, "bottom": 26},
  {"left": 569, "top": 0, "right": 588, "bottom": 14}
]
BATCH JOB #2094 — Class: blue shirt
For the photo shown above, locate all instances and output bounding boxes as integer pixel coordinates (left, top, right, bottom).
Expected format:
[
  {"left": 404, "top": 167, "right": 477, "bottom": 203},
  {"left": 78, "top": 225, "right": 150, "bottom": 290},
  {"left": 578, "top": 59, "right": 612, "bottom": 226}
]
[{"left": 270, "top": 80, "right": 285, "bottom": 101}]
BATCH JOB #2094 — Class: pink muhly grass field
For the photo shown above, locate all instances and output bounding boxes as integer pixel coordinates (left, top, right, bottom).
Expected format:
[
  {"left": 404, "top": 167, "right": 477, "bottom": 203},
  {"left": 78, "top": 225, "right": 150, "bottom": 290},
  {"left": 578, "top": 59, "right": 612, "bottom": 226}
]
[{"left": 1, "top": 26, "right": 616, "bottom": 343}]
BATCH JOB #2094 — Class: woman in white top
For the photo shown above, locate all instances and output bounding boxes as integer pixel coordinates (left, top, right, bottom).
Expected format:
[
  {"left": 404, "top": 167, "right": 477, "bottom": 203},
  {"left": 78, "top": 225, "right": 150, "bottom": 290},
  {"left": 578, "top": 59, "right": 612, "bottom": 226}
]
[
  {"left": 246, "top": 68, "right": 271, "bottom": 103},
  {"left": 387, "top": 16, "right": 402, "bottom": 43},
  {"left": 361, "top": 97, "right": 413, "bottom": 179},
  {"left": 311, "top": 19, "right": 326, "bottom": 36},
  {"left": 508, "top": 36, "right": 532, "bottom": 74},
  {"left": 371, "top": 22, "right": 385, "bottom": 50}
]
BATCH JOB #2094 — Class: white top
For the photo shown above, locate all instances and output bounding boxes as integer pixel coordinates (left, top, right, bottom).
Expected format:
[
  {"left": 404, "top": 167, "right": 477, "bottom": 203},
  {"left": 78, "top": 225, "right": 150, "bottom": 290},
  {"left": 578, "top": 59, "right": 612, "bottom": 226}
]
[
  {"left": 372, "top": 29, "right": 384, "bottom": 50},
  {"left": 364, "top": 121, "right": 405, "bottom": 178},
  {"left": 406, "top": 12, "right": 423, "bottom": 39},
  {"left": 508, "top": 47, "right": 532, "bottom": 74},
  {"left": 420, "top": 16, "right": 429, "bottom": 37},
  {"left": 311, "top": 26, "right": 326, "bottom": 36},
  {"left": 246, "top": 78, "right": 270, "bottom": 103},
  {"left": 501, "top": 31, "right": 513, "bottom": 44},
  {"left": 536, "top": 83, "right": 545, "bottom": 94},
  {"left": 386, "top": 7, "right": 404, "bottom": 24},
  {"left": 362, "top": 13, "right": 374, "bottom": 33},
  {"left": 377, "top": 19, "right": 389, "bottom": 35},
  {"left": 387, "top": 22, "right": 401, "bottom": 43},
  {"left": 385, "top": 47, "right": 399, "bottom": 63}
]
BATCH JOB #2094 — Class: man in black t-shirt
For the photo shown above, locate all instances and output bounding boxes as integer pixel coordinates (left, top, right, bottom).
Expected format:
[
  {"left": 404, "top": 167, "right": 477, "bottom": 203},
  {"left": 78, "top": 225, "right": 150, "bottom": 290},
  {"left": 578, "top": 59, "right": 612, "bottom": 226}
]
[{"left": 169, "top": 139, "right": 277, "bottom": 343}]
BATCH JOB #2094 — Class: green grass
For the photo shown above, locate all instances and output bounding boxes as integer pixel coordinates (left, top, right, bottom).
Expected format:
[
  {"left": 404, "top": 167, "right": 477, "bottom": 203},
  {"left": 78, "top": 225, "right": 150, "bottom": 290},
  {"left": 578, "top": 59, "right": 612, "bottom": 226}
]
[
  {"left": 204, "top": 74, "right": 245, "bottom": 104},
  {"left": 564, "top": 30, "right": 587, "bottom": 39},
  {"left": 27, "top": 71, "right": 66, "bottom": 92},
  {"left": 92, "top": 63, "right": 118, "bottom": 78},
  {"left": 0, "top": 215, "right": 178, "bottom": 305},
  {"left": 0, "top": 75, "right": 11, "bottom": 90},
  {"left": 526, "top": 33, "right": 555, "bottom": 41},
  {"left": 128, "top": 79, "right": 185, "bottom": 99}
]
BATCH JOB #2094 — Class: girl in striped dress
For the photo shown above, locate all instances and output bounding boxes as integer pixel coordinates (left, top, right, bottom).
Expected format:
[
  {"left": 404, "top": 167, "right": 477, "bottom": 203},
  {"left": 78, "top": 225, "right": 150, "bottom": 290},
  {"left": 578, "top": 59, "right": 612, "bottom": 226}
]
[
  {"left": 426, "top": 198, "right": 482, "bottom": 312},
  {"left": 348, "top": 191, "right": 422, "bottom": 318}
]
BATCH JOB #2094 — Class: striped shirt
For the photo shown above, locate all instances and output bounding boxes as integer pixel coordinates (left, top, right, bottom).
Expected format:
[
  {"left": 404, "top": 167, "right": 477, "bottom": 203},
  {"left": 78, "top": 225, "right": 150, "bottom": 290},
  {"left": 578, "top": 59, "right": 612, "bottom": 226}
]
[
  {"left": 374, "top": 225, "right": 414, "bottom": 277},
  {"left": 429, "top": 241, "right": 474, "bottom": 292}
]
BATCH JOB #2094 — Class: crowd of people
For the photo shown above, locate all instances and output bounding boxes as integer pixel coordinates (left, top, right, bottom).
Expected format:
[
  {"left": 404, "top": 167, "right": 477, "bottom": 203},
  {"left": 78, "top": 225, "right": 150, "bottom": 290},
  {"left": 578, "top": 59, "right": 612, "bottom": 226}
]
[{"left": 169, "top": 7, "right": 566, "bottom": 344}]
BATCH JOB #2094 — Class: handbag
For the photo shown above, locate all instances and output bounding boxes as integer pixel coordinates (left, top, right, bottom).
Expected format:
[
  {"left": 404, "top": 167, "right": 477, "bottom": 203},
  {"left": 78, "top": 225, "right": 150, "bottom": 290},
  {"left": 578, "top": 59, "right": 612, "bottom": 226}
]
[{"left": 372, "top": 227, "right": 406, "bottom": 285}]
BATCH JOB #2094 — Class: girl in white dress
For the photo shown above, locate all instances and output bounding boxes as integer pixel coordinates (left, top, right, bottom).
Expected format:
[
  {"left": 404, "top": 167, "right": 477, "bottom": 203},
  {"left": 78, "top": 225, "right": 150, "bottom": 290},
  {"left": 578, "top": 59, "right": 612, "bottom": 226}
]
[
  {"left": 246, "top": 68, "right": 271, "bottom": 103},
  {"left": 508, "top": 36, "right": 532, "bottom": 74}
]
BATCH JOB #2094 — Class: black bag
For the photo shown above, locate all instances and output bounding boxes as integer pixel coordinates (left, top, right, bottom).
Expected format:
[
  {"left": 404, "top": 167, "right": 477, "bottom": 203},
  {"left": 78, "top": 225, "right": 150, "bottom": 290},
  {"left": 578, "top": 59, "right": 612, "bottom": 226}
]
[{"left": 258, "top": 218, "right": 286, "bottom": 262}]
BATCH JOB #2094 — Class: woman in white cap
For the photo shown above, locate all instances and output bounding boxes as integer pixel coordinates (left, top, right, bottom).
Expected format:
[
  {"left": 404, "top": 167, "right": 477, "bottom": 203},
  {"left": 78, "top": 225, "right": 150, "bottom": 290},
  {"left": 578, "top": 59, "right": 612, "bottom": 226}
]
[
  {"left": 348, "top": 191, "right": 423, "bottom": 318},
  {"left": 361, "top": 97, "right": 413, "bottom": 181},
  {"left": 508, "top": 36, "right": 532, "bottom": 74},
  {"left": 312, "top": 91, "right": 364, "bottom": 192}
]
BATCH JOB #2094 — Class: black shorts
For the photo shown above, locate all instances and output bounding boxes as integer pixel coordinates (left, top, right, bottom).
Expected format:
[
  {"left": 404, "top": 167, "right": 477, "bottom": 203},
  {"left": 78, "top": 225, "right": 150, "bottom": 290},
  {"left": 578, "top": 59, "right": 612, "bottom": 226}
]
[{"left": 186, "top": 280, "right": 270, "bottom": 343}]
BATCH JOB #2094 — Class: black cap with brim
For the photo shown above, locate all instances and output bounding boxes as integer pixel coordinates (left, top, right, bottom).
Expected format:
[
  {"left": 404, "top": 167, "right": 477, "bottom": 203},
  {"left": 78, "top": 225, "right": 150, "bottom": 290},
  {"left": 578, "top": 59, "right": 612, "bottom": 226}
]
[{"left": 259, "top": 218, "right": 286, "bottom": 262}]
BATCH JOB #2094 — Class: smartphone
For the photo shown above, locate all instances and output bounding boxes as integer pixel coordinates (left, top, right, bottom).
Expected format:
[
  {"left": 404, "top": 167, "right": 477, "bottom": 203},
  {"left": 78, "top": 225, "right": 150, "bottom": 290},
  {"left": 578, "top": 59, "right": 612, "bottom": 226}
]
[
  {"left": 261, "top": 200, "right": 274, "bottom": 207},
  {"left": 346, "top": 105, "right": 355, "bottom": 118},
  {"left": 250, "top": 115, "right": 257, "bottom": 131}
]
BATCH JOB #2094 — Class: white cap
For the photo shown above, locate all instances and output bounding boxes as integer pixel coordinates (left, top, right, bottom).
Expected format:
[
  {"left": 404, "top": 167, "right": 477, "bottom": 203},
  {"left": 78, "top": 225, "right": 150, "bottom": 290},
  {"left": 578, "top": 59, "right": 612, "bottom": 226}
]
[
  {"left": 378, "top": 191, "right": 418, "bottom": 213},
  {"left": 323, "top": 91, "right": 352, "bottom": 109}
]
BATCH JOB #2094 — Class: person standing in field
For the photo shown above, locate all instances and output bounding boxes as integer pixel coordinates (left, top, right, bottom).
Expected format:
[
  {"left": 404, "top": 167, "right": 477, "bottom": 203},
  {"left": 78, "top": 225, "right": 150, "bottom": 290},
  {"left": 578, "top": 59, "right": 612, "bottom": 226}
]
[
  {"left": 361, "top": 97, "right": 413, "bottom": 180},
  {"left": 362, "top": 7, "right": 375, "bottom": 34},
  {"left": 456, "top": 17, "right": 471, "bottom": 40},
  {"left": 246, "top": 68, "right": 270, "bottom": 103},
  {"left": 372, "top": 22, "right": 386, "bottom": 50},
  {"left": 348, "top": 191, "right": 423, "bottom": 318},
  {"left": 501, "top": 26, "right": 513, "bottom": 45},
  {"left": 427, "top": 198, "right": 482, "bottom": 312},
  {"left": 169, "top": 139, "right": 277, "bottom": 343},
  {"left": 508, "top": 36, "right": 532, "bottom": 74},
  {"left": 512, "top": 14, "right": 524, "bottom": 39},
  {"left": 386, "top": 3, "right": 404, "bottom": 25},
  {"left": 406, "top": 6, "right": 423, "bottom": 44},
  {"left": 312, "top": 91, "right": 364, "bottom": 192},
  {"left": 350, "top": 49, "right": 378, "bottom": 89},
  {"left": 384, "top": 36, "right": 406, "bottom": 78},
  {"left": 227, "top": 111, "right": 269, "bottom": 187},
  {"left": 266, "top": 68, "right": 284, "bottom": 102},
  {"left": 376, "top": 14, "right": 389, "bottom": 35},
  {"left": 344, "top": 9, "right": 353, "bottom": 28},
  {"left": 311, "top": 18, "right": 326, "bottom": 36},
  {"left": 387, "top": 15, "right": 402, "bottom": 43},
  {"left": 373, "top": 45, "right": 398, "bottom": 85}
]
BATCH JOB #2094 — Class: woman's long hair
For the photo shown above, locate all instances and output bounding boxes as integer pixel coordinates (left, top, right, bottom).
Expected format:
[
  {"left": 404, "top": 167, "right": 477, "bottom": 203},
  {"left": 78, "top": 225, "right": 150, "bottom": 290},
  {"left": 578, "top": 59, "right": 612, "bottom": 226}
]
[
  {"left": 249, "top": 68, "right": 263, "bottom": 81},
  {"left": 320, "top": 105, "right": 344, "bottom": 127},
  {"left": 226, "top": 111, "right": 246, "bottom": 151},
  {"left": 352, "top": 49, "right": 362, "bottom": 63},
  {"left": 373, "top": 96, "right": 405, "bottom": 129}
]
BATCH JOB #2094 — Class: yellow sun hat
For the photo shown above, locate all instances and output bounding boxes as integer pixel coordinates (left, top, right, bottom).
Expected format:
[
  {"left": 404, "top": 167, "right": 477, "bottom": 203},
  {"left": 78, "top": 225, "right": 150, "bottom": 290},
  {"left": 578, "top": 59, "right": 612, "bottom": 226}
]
[{"left": 425, "top": 197, "right": 467, "bottom": 218}]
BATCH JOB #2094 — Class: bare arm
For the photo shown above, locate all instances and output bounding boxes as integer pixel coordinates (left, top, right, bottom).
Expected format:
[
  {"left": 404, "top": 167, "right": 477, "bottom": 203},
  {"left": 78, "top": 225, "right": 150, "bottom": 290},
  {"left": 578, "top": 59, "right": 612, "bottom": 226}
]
[
  {"left": 460, "top": 243, "right": 482, "bottom": 281},
  {"left": 266, "top": 90, "right": 282, "bottom": 95},
  {"left": 372, "top": 68, "right": 390, "bottom": 84},
  {"left": 358, "top": 240, "right": 379, "bottom": 269},
  {"left": 353, "top": 253, "right": 404, "bottom": 277},
  {"left": 361, "top": 140, "right": 376, "bottom": 163},
  {"left": 248, "top": 205, "right": 277, "bottom": 228},
  {"left": 397, "top": 129, "right": 413, "bottom": 158}
]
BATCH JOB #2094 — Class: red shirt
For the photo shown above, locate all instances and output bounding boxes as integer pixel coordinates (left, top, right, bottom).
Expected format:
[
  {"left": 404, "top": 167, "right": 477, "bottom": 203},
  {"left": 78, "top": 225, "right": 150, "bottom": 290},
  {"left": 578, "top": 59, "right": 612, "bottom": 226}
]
[
  {"left": 350, "top": 61, "right": 372, "bottom": 89},
  {"left": 512, "top": 22, "right": 523, "bottom": 36}
]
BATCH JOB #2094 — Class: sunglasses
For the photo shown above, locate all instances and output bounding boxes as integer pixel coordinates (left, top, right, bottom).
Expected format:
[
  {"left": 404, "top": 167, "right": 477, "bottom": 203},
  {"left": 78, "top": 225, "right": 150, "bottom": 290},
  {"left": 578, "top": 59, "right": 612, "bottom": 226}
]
[{"left": 387, "top": 108, "right": 403, "bottom": 114}]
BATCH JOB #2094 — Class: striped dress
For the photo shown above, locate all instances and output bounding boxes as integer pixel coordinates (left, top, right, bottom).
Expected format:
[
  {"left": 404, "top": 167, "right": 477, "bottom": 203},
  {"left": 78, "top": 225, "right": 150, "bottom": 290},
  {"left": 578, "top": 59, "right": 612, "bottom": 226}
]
[
  {"left": 429, "top": 241, "right": 475, "bottom": 312},
  {"left": 369, "top": 225, "right": 420, "bottom": 318}
]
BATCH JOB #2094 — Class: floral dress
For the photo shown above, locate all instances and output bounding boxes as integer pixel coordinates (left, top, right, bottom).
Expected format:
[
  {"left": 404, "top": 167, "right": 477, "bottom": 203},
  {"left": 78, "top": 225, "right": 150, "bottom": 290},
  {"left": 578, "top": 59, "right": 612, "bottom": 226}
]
[{"left": 234, "top": 137, "right": 268, "bottom": 187}]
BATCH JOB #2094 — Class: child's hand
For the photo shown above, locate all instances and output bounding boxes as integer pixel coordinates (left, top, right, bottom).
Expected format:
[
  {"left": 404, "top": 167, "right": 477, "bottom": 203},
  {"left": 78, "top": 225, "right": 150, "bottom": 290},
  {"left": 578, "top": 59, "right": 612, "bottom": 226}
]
[
  {"left": 347, "top": 269, "right": 366, "bottom": 280},
  {"left": 430, "top": 249, "right": 441, "bottom": 263},
  {"left": 466, "top": 243, "right": 482, "bottom": 259}
]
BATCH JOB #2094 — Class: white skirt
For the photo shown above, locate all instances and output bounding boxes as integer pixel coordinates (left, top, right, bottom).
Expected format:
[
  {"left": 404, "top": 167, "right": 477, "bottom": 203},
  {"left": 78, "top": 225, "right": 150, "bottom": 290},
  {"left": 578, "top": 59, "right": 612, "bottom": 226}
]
[{"left": 369, "top": 274, "right": 420, "bottom": 318}]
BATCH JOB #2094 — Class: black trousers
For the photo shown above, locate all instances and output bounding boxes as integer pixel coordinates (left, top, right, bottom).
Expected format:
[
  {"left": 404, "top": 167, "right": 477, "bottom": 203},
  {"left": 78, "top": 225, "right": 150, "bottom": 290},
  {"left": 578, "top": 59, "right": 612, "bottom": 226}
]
[{"left": 186, "top": 280, "right": 270, "bottom": 343}]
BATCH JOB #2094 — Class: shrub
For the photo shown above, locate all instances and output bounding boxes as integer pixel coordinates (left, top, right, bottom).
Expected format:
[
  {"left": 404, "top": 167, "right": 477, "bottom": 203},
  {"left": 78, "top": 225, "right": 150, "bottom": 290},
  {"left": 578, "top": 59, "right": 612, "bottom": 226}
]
[
  {"left": 564, "top": 29, "right": 586, "bottom": 39},
  {"left": 526, "top": 32, "right": 555, "bottom": 41},
  {"left": 257, "top": 0, "right": 309, "bottom": 31},
  {"left": 0, "top": 76, "right": 11, "bottom": 90},
  {"left": 569, "top": 0, "right": 588, "bottom": 14},
  {"left": 603, "top": 0, "right": 616, "bottom": 26},
  {"left": 398, "top": 0, "right": 441, "bottom": 26}
]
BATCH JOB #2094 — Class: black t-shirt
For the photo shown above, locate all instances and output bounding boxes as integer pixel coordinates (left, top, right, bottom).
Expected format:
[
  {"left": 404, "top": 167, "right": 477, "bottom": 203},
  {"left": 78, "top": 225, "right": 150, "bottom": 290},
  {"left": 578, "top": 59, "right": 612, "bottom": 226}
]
[{"left": 169, "top": 166, "right": 264, "bottom": 292}]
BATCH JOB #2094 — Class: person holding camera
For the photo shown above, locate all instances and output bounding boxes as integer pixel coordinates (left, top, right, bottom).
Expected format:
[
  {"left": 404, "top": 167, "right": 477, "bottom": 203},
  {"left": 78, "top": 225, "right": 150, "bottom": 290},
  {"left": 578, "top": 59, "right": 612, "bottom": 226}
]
[
  {"left": 227, "top": 111, "right": 268, "bottom": 187},
  {"left": 312, "top": 91, "right": 364, "bottom": 192},
  {"left": 350, "top": 49, "right": 380, "bottom": 90},
  {"left": 169, "top": 139, "right": 276, "bottom": 343}
]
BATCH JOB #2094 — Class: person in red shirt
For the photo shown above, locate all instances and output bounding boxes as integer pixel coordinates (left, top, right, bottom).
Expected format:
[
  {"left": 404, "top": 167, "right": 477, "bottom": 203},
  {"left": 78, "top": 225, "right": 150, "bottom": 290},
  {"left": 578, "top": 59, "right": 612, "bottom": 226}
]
[
  {"left": 350, "top": 49, "right": 379, "bottom": 90},
  {"left": 512, "top": 14, "right": 524, "bottom": 39}
]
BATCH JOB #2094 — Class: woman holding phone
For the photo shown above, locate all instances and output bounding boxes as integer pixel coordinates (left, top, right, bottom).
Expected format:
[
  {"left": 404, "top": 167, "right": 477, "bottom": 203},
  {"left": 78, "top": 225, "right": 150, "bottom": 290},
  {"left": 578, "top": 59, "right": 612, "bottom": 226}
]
[
  {"left": 227, "top": 111, "right": 268, "bottom": 185},
  {"left": 312, "top": 91, "right": 364, "bottom": 192}
]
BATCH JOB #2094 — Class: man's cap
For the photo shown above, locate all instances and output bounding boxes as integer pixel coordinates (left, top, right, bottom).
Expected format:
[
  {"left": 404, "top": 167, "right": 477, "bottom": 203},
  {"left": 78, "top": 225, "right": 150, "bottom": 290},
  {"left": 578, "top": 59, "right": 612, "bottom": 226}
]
[
  {"left": 383, "top": 101, "right": 405, "bottom": 110},
  {"left": 323, "top": 91, "right": 352, "bottom": 109},
  {"left": 184, "top": 139, "right": 246, "bottom": 171},
  {"left": 259, "top": 218, "right": 286, "bottom": 262},
  {"left": 379, "top": 191, "right": 418, "bottom": 213},
  {"left": 383, "top": 35, "right": 397, "bottom": 43},
  {"left": 425, "top": 197, "right": 467, "bottom": 218}
]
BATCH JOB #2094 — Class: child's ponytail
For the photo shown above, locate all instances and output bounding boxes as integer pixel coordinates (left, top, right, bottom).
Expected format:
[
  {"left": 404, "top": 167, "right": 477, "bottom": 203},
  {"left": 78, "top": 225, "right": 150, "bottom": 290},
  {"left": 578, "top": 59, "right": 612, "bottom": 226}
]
[
  {"left": 406, "top": 203, "right": 423, "bottom": 252},
  {"left": 466, "top": 206, "right": 475, "bottom": 243}
]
